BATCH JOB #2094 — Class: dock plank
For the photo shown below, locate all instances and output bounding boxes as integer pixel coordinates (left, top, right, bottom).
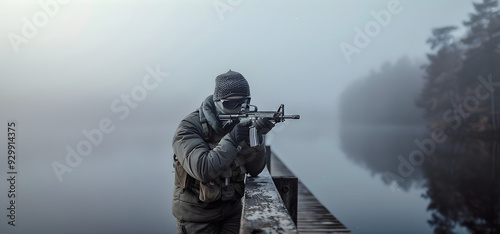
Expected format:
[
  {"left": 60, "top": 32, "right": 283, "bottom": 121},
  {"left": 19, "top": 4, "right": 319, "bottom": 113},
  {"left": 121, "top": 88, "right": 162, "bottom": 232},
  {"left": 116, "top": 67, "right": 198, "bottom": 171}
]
[{"left": 270, "top": 153, "right": 351, "bottom": 233}]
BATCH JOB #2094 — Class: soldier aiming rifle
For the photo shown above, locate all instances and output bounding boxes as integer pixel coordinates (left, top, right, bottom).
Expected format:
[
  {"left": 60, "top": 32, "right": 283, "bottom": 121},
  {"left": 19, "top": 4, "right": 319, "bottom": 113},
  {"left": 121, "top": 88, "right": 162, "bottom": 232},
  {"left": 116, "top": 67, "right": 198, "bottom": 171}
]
[{"left": 172, "top": 70, "right": 299, "bottom": 234}]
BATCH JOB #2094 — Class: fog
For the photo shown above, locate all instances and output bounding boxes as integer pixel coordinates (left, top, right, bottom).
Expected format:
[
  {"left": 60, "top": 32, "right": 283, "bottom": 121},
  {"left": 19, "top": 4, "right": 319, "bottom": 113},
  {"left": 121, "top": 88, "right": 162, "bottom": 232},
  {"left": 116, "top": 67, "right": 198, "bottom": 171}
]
[{"left": 0, "top": 1, "right": 483, "bottom": 233}]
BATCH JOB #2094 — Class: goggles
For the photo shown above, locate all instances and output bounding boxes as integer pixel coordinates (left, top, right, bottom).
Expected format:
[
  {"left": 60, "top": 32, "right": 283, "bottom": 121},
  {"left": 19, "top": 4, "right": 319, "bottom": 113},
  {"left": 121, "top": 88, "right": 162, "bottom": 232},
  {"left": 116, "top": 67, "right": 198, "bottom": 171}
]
[{"left": 220, "top": 96, "right": 251, "bottom": 109}]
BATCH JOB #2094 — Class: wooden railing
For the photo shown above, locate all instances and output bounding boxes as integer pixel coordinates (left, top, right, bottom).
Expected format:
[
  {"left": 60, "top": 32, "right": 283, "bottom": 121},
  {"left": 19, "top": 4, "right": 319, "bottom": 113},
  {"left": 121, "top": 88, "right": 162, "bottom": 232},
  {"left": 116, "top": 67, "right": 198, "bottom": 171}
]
[{"left": 239, "top": 146, "right": 298, "bottom": 234}]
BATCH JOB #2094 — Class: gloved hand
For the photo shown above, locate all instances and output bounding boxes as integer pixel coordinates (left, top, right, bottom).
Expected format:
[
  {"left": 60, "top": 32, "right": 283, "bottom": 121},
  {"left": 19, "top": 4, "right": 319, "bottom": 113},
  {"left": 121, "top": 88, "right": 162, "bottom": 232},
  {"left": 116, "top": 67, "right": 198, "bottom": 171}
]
[
  {"left": 221, "top": 118, "right": 240, "bottom": 133},
  {"left": 229, "top": 120, "right": 251, "bottom": 143},
  {"left": 255, "top": 118, "right": 275, "bottom": 135}
]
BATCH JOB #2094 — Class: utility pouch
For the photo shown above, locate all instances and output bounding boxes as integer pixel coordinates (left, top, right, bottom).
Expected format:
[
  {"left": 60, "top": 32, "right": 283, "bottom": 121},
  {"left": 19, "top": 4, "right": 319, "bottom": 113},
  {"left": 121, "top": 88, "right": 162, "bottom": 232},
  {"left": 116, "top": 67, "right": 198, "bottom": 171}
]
[
  {"left": 173, "top": 155, "right": 189, "bottom": 189},
  {"left": 199, "top": 181, "right": 222, "bottom": 202}
]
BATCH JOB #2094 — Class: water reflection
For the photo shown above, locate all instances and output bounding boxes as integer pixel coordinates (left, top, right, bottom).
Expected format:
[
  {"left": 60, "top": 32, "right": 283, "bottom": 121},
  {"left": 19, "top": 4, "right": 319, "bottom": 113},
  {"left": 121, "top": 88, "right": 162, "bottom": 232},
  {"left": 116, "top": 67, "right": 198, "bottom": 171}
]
[
  {"left": 340, "top": 124, "right": 427, "bottom": 191},
  {"left": 422, "top": 137, "right": 499, "bottom": 233},
  {"left": 340, "top": 123, "right": 500, "bottom": 233}
]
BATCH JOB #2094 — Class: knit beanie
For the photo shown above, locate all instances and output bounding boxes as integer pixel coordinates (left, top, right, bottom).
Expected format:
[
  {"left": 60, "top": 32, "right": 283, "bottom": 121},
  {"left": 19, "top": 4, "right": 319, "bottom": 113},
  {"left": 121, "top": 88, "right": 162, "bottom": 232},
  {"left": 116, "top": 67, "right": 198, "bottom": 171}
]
[{"left": 213, "top": 70, "right": 250, "bottom": 101}]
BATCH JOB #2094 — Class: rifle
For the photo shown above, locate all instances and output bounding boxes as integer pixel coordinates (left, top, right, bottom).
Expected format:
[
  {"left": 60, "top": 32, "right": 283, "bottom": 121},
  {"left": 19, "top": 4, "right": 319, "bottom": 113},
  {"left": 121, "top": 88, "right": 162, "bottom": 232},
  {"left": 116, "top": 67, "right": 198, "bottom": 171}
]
[{"left": 219, "top": 104, "right": 300, "bottom": 147}]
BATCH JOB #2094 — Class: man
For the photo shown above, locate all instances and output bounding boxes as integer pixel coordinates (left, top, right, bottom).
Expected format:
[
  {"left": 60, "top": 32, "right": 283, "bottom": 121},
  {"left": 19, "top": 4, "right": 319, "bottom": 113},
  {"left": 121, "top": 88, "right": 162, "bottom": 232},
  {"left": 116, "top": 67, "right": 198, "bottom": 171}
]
[{"left": 172, "top": 70, "right": 275, "bottom": 233}]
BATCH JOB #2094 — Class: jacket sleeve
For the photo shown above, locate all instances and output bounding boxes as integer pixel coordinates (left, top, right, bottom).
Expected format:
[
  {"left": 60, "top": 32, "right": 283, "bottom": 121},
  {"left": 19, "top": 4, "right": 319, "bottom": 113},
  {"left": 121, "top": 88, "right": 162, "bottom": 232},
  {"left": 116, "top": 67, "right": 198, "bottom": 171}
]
[
  {"left": 241, "top": 138, "right": 266, "bottom": 177},
  {"left": 172, "top": 114, "right": 239, "bottom": 183}
]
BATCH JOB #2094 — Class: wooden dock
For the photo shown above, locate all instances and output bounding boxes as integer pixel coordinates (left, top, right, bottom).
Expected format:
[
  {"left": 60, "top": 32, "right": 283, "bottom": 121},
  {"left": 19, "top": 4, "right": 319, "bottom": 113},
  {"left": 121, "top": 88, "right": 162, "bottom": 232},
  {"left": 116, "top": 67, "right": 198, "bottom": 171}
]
[{"left": 269, "top": 152, "right": 351, "bottom": 233}]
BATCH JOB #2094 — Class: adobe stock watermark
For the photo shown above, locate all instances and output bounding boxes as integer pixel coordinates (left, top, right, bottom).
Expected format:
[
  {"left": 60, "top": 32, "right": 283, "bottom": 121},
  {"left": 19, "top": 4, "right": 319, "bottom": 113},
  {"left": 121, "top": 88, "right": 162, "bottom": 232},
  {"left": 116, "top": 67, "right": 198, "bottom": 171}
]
[
  {"left": 213, "top": 0, "right": 242, "bottom": 21},
  {"left": 339, "top": 0, "right": 404, "bottom": 64},
  {"left": 7, "top": 0, "right": 70, "bottom": 53},
  {"left": 51, "top": 65, "right": 168, "bottom": 182},
  {"left": 384, "top": 74, "right": 500, "bottom": 192}
]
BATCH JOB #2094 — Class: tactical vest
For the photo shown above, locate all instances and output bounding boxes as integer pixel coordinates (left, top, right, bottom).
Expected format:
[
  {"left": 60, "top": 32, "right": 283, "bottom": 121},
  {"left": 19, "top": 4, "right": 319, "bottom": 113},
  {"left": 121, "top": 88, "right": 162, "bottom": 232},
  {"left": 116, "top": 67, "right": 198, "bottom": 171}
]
[{"left": 173, "top": 122, "right": 247, "bottom": 203}]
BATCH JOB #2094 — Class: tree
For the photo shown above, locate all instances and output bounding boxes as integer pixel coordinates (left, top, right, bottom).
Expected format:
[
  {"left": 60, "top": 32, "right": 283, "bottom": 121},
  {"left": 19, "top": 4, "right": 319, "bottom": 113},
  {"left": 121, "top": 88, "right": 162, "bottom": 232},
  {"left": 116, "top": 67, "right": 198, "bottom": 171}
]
[
  {"left": 417, "top": 0, "right": 500, "bottom": 135},
  {"left": 340, "top": 57, "right": 424, "bottom": 126},
  {"left": 415, "top": 26, "right": 463, "bottom": 130},
  {"left": 459, "top": 0, "right": 500, "bottom": 132}
]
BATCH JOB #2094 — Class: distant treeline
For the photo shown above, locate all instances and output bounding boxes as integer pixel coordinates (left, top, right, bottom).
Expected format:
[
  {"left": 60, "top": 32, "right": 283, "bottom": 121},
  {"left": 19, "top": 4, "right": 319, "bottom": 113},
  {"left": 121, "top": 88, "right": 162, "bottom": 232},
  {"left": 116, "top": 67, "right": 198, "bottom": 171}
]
[
  {"left": 415, "top": 0, "right": 500, "bottom": 136},
  {"left": 340, "top": 56, "right": 425, "bottom": 126},
  {"left": 341, "top": 0, "right": 500, "bottom": 135}
]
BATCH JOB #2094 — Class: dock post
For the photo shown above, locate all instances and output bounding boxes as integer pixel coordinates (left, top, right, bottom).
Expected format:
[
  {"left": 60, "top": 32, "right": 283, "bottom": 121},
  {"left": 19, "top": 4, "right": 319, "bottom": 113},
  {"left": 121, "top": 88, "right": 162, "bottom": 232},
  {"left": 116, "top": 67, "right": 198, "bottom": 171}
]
[{"left": 272, "top": 176, "right": 298, "bottom": 225}]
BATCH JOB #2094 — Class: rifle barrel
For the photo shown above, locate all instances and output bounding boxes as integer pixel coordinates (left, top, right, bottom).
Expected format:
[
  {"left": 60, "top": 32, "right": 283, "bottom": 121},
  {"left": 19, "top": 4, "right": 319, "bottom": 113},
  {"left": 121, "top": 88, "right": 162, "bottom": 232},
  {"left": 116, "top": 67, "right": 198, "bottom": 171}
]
[{"left": 283, "top": 115, "right": 300, "bottom": 119}]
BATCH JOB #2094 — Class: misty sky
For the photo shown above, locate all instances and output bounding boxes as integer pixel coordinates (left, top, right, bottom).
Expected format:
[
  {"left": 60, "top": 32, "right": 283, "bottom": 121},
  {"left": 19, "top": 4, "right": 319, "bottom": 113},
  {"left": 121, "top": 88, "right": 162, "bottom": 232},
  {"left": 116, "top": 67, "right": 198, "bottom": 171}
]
[
  {"left": 0, "top": 0, "right": 479, "bottom": 233},
  {"left": 1, "top": 0, "right": 474, "bottom": 106}
]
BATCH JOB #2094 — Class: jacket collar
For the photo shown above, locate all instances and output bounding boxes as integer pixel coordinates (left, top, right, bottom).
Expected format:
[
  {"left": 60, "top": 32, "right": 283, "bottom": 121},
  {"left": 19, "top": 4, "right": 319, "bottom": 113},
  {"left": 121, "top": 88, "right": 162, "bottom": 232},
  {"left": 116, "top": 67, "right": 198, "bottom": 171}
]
[
  {"left": 199, "top": 95, "right": 224, "bottom": 135},
  {"left": 200, "top": 95, "right": 239, "bottom": 136}
]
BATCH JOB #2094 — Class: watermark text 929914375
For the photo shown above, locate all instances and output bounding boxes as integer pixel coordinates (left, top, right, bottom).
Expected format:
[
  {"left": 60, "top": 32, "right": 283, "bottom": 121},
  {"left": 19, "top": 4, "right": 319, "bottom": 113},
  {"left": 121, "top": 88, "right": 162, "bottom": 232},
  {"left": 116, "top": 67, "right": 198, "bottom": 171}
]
[{"left": 6, "top": 121, "right": 18, "bottom": 227}]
